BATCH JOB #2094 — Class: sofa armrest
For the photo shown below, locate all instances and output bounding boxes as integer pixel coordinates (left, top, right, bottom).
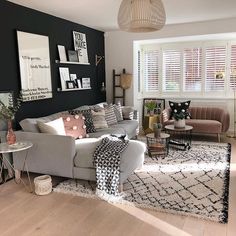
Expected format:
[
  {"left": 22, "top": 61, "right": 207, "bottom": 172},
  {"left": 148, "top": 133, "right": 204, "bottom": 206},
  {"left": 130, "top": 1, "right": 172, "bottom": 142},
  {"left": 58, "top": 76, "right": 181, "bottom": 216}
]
[
  {"left": 13, "top": 131, "right": 76, "bottom": 178},
  {"left": 161, "top": 108, "right": 172, "bottom": 124},
  {"left": 219, "top": 110, "right": 230, "bottom": 133}
]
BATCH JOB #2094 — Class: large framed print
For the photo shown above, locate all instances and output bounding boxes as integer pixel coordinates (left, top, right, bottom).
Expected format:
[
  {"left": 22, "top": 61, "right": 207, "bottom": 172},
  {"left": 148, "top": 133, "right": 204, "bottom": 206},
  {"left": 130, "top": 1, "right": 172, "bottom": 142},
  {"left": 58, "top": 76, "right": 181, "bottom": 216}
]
[
  {"left": 73, "top": 31, "right": 89, "bottom": 64},
  {"left": 143, "top": 98, "right": 165, "bottom": 119},
  {"left": 17, "top": 31, "right": 53, "bottom": 102}
]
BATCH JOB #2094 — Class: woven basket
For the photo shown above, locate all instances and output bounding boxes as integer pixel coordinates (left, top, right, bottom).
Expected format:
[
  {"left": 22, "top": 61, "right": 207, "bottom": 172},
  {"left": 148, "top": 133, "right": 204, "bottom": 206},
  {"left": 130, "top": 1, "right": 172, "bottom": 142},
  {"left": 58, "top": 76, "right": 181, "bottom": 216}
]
[
  {"left": 120, "top": 73, "right": 132, "bottom": 89},
  {"left": 34, "top": 175, "right": 52, "bottom": 196}
]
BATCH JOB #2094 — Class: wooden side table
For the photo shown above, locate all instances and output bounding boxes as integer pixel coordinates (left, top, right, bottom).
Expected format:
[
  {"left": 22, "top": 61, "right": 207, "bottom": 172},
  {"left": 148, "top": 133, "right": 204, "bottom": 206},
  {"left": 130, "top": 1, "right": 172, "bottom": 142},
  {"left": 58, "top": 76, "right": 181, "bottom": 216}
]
[
  {"left": 143, "top": 115, "right": 159, "bottom": 134},
  {"left": 0, "top": 141, "right": 33, "bottom": 192},
  {"left": 146, "top": 133, "right": 170, "bottom": 158}
]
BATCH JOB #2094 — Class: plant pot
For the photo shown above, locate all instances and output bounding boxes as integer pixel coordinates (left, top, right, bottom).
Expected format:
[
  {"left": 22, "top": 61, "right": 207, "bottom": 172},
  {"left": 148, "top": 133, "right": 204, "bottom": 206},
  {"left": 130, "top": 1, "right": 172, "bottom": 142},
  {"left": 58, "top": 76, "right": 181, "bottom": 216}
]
[
  {"left": 154, "top": 128, "right": 162, "bottom": 138},
  {"left": 174, "top": 119, "right": 185, "bottom": 128},
  {"left": 6, "top": 120, "right": 16, "bottom": 145}
]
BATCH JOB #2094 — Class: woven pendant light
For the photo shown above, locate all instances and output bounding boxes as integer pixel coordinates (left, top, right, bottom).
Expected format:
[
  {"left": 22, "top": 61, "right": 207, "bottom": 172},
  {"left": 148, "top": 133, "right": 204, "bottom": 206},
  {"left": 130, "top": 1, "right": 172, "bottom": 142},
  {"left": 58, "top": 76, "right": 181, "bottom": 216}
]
[{"left": 118, "top": 0, "right": 166, "bottom": 32}]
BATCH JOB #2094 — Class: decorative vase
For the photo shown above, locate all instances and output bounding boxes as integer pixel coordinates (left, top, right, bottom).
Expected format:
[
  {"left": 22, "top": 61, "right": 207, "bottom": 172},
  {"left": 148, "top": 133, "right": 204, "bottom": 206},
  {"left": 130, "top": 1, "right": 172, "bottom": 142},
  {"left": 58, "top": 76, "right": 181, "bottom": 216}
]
[
  {"left": 6, "top": 120, "right": 16, "bottom": 145},
  {"left": 174, "top": 119, "right": 185, "bottom": 128}
]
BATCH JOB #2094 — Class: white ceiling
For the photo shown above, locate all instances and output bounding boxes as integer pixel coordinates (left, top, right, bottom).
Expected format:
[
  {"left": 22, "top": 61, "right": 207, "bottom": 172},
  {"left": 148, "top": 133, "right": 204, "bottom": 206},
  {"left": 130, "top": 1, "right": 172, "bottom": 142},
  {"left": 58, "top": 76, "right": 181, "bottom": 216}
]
[{"left": 8, "top": 0, "right": 236, "bottom": 32}]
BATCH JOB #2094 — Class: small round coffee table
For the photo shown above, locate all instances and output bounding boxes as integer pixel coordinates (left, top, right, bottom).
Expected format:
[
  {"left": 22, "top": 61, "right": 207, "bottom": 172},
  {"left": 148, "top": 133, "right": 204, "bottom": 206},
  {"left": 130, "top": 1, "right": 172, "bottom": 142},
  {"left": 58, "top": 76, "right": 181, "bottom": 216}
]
[
  {"left": 165, "top": 125, "right": 193, "bottom": 150},
  {"left": 146, "top": 133, "right": 170, "bottom": 158}
]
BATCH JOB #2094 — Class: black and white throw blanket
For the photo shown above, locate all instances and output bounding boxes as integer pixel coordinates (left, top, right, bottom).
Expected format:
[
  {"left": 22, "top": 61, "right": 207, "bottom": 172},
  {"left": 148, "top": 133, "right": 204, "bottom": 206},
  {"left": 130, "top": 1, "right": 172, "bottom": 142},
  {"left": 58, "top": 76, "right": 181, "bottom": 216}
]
[{"left": 93, "top": 135, "right": 129, "bottom": 198}]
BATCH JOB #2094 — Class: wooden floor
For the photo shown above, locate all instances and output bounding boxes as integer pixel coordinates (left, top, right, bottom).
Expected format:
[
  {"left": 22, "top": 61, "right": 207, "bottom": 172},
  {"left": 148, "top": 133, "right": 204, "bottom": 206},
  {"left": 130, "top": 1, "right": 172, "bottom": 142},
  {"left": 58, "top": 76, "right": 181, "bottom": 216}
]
[{"left": 0, "top": 135, "right": 235, "bottom": 236}]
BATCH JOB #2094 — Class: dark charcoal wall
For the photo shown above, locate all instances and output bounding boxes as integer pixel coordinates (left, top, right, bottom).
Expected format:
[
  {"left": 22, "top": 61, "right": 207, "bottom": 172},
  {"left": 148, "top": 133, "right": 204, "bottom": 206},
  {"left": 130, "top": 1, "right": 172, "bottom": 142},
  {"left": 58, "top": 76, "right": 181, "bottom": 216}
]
[{"left": 0, "top": 1, "right": 106, "bottom": 126}]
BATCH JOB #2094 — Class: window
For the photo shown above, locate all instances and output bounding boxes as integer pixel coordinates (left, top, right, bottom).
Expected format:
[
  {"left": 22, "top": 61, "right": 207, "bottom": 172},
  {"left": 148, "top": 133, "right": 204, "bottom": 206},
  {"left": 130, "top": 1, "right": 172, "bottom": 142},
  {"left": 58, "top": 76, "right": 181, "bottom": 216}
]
[
  {"left": 205, "top": 46, "right": 226, "bottom": 92},
  {"left": 163, "top": 49, "right": 181, "bottom": 92},
  {"left": 230, "top": 44, "right": 236, "bottom": 90},
  {"left": 183, "top": 48, "right": 202, "bottom": 92},
  {"left": 141, "top": 39, "right": 236, "bottom": 97},
  {"left": 143, "top": 49, "right": 159, "bottom": 92}
]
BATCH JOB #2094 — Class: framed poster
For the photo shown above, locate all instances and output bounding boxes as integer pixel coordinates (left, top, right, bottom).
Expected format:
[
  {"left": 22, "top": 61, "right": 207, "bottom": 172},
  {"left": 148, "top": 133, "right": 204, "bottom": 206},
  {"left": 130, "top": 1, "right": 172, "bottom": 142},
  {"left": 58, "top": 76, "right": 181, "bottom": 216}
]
[
  {"left": 82, "top": 78, "right": 91, "bottom": 89},
  {"left": 17, "top": 31, "right": 52, "bottom": 102},
  {"left": 73, "top": 31, "right": 89, "bottom": 64},
  {"left": 59, "top": 67, "right": 70, "bottom": 90}
]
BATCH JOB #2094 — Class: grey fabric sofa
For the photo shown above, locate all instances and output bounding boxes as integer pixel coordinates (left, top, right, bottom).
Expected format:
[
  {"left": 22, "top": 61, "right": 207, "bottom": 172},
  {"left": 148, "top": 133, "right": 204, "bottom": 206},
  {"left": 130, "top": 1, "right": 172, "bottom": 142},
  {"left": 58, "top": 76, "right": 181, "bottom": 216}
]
[{"left": 13, "top": 105, "right": 145, "bottom": 184}]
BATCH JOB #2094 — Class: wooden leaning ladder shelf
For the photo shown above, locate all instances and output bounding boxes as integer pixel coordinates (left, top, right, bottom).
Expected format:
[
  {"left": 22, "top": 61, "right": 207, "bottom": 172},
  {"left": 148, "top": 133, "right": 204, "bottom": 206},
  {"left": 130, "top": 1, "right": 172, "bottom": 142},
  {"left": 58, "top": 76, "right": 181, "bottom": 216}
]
[{"left": 113, "top": 69, "right": 126, "bottom": 106}]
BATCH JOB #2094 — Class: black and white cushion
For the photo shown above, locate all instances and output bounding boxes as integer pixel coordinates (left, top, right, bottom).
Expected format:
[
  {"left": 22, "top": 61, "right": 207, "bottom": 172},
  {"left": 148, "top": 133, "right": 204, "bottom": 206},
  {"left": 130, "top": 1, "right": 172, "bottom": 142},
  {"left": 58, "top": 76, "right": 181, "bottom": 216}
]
[
  {"left": 113, "top": 103, "right": 123, "bottom": 122},
  {"left": 104, "top": 105, "right": 118, "bottom": 126},
  {"left": 169, "top": 100, "right": 191, "bottom": 119}
]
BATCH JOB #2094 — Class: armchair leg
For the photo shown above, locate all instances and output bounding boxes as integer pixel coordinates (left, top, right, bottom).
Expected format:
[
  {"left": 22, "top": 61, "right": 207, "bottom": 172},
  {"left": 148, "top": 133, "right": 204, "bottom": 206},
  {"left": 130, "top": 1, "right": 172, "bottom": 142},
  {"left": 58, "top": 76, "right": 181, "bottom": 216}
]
[
  {"left": 217, "top": 134, "right": 221, "bottom": 143},
  {"left": 15, "top": 169, "right": 21, "bottom": 180}
]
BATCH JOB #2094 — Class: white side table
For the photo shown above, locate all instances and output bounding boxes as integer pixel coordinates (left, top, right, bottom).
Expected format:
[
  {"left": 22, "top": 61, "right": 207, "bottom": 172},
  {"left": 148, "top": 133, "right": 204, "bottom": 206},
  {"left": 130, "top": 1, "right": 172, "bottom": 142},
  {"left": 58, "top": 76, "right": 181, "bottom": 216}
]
[{"left": 0, "top": 141, "right": 33, "bottom": 192}]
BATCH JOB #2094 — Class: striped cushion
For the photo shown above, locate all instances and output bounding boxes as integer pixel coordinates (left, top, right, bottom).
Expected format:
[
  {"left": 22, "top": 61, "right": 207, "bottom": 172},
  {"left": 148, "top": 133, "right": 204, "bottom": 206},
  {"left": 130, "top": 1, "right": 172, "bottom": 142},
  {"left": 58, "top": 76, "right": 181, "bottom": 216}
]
[
  {"left": 91, "top": 109, "right": 108, "bottom": 129},
  {"left": 105, "top": 105, "right": 118, "bottom": 126},
  {"left": 113, "top": 103, "right": 123, "bottom": 121}
]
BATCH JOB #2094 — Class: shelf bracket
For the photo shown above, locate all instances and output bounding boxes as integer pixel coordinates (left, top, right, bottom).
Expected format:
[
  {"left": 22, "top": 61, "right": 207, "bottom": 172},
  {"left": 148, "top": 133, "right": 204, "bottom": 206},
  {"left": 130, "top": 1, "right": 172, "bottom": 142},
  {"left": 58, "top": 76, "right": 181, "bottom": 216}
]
[{"left": 95, "top": 55, "right": 104, "bottom": 66}]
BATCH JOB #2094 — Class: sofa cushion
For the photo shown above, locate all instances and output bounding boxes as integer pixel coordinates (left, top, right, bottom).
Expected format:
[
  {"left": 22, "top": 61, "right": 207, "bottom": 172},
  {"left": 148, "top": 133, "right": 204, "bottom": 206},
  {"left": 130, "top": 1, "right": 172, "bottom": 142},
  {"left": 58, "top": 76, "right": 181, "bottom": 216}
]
[
  {"left": 70, "top": 109, "right": 96, "bottom": 133},
  {"left": 111, "top": 120, "right": 138, "bottom": 138},
  {"left": 91, "top": 109, "right": 108, "bottom": 129},
  {"left": 104, "top": 104, "right": 118, "bottom": 126},
  {"left": 62, "top": 114, "right": 87, "bottom": 139},
  {"left": 113, "top": 103, "right": 123, "bottom": 121},
  {"left": 122, "top": 106, "right": 134, "bottom": 120},
  {"left": 37, "top": 117, "right": 66, "bottom": 135},
  {"left": 164, "top": 119, "right": 222, "bottom": 134}
]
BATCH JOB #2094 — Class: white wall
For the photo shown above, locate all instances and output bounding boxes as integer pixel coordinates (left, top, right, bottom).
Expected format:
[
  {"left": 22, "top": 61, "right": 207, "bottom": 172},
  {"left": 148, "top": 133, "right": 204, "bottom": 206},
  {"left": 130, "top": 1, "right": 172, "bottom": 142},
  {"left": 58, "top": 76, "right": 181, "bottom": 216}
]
[{"left": 105, "top": 18, "right": 236, "bottom": 132}]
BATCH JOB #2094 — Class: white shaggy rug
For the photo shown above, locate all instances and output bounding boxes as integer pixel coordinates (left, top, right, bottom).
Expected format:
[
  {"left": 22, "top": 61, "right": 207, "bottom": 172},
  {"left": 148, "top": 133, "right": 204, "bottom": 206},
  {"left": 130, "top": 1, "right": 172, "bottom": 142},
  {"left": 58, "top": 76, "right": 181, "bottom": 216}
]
[{"left": 54, "top": 141, "right": 231, "bottom": 223}]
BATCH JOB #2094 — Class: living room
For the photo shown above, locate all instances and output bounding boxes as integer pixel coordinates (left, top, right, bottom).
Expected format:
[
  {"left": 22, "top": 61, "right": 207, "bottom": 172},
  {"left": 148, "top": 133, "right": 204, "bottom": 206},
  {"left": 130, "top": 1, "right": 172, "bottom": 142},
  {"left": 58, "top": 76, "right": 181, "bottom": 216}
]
[{"left": 0, "top": 0, "right": 236, "bottom": 235}]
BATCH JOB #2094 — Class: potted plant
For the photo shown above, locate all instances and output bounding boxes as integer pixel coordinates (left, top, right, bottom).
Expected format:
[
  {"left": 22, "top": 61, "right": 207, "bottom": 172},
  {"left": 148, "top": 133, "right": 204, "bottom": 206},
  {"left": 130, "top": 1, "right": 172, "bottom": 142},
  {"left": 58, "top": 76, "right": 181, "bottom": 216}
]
[
  {"left": 153, "top": 122, "right": 162, "bottom": 138},
  {"left": 145, "top": 100, "right": 156, "bottom": 116},
  {"left": 0, "top": 94, "right": 21, "bottom": 144},
  {"left": 172, "top": 111, "right": 186, "bottom": 128}
]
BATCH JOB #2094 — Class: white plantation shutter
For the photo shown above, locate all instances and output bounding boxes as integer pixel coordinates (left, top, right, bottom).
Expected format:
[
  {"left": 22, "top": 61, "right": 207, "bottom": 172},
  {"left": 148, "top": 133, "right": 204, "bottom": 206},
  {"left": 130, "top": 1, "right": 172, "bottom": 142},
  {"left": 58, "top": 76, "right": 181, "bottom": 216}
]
[
  {"left": 230, "top": 45, "right": 236, "bottom": 90},
  {"left": 205, "top": 46, "right": 226, "bottom": 91},
  {"left": 163, "top": 49, "right": 181, "bottom": 92},
  {"left": 183, "top": 48, "right": 202, "bottom": 92},
  {"left": 143, "top": 50, "right": 159, "bottom": 92}
]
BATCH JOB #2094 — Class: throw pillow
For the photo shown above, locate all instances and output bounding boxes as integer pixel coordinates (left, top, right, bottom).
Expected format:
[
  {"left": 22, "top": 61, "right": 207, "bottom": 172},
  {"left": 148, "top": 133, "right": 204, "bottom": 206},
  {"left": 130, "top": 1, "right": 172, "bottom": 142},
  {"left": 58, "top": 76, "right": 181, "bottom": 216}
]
[
  {"left": 122, "top": 106, "right": 134, "bottom": 120},
  {"left": 37, "top": 117, "right": 66, "bottom": 135},
  {"left": 61, "top": 114, "right": 87, "bottom": 139},
  {"left": 69, "top": 109, "right": 96, "bottom": 133},
  {"left": 169, "top": 100, "right": 191, "bottom": 119},
  {"left": 113, "top": 102, "right": 123, "bottom": 121},
  {"left": 91, "top": 109, "right": 108, "bottom": 129},
  {"left": 104, "top": 104, "right": 118, "bottom": 126}
]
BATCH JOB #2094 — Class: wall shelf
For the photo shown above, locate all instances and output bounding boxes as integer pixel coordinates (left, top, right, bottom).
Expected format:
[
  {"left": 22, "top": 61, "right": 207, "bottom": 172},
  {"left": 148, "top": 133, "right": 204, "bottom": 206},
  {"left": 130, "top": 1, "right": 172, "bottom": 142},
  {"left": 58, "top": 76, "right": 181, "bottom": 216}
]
[
  {"left": 57, "top": 87, "right": 91, "bottom": 92},
  {"left": 55, "top": 60, "right": 90, "bottom": 65}
]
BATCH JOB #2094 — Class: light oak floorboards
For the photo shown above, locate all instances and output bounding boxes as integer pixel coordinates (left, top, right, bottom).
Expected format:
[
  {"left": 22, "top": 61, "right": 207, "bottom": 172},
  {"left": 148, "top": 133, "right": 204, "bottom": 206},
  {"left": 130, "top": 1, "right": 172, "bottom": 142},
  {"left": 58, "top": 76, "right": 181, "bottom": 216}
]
[{"left": 0, "top": 134, "right": 235, "bottom": 236}]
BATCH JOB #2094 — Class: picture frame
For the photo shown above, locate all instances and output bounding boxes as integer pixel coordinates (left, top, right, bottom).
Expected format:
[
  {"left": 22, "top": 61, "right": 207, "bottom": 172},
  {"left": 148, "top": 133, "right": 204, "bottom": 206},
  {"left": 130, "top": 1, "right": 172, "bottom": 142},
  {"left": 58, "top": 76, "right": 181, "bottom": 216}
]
[
  {"left": 75, "top": 78, "right": 82, "bottom": 89},
  {"left": 59, "top": 67, "right": 70, "bottom": 90},
  {"left": 143, "top": 98, "right": 165, "bottom": 119},
  {"left": 68, "top": 50, "right": 79, "bottom": 62},
  {"left": 57, "top": 45, "right": 67, "bottom": 62},
  {"left": 16, "top": 31, "right": 52, "bottom": 102},
  {"left": 73, "top": 31, "right": 89, "bottom": 64},
  {"left": 82, "top": 78, "right": 91, "bottom": 89},
  {"left": 66, "top": 81, "right": 76, "bottom": 89}
]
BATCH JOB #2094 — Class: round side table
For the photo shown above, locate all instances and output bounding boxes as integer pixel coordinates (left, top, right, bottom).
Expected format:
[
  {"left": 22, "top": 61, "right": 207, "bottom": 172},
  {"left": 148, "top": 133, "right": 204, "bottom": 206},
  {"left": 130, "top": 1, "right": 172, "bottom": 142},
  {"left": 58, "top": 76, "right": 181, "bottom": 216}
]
[
  {"left": 146, "top": 133, "right": 170, "bottom": 158},
  {"left": 165, "top": 125, "right": 193, "bottom": 150},
  {"left": 0, "top": 141, "right": 33, "bottom": 192}
]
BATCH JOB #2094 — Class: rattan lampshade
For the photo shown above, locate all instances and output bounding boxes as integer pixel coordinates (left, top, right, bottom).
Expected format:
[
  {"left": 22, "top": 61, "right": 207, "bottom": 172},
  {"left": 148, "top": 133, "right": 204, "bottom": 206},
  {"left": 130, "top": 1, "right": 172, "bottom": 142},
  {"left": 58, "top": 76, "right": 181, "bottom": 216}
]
[{"left": 118, "top": 0, "right": 166, "bottom": 32}]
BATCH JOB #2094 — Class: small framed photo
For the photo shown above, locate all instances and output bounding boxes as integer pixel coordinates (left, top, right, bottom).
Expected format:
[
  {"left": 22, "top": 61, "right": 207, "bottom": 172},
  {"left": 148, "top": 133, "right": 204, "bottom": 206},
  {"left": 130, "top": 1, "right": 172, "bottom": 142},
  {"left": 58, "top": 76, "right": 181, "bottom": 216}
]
[
  {"left": 68, "top": 50, "right": 79, "bottom": 62},
  {"left": 75, "top": 78, "right": 82, "bottom": 88},
  {"left": 57, "top": 45, "right": 67, "bottom": 62},
  {"left": 70, "top": 74, "right": 77, "bottom": 81},
  {"left": 66, "top": 81, "right": 76, "bottom": 89},
  {"left": 82, "top": 78, "right": 91, "bottom": 89}
]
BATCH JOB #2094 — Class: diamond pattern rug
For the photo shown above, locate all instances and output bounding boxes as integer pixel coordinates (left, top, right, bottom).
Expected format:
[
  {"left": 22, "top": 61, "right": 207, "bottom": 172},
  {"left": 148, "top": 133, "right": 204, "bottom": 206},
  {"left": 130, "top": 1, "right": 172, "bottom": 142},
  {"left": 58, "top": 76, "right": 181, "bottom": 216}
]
[{"left": 54, "top": 141, "right": 231, "bottom": 223}]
